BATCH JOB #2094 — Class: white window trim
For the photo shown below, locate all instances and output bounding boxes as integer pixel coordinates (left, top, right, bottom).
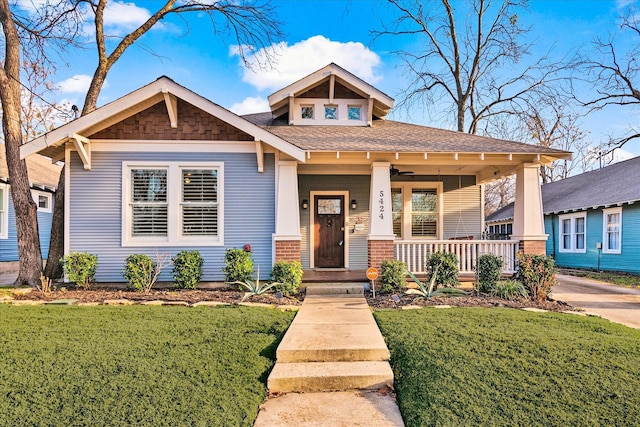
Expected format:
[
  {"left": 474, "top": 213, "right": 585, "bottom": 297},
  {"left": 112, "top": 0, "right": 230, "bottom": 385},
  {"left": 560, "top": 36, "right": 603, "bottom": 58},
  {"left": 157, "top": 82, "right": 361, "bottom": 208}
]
[
  {"left": 0, "top": 183, "right": 8, "bottom": 239},
  {"left": 391, "top": 182, "right": 443, "bottom": 240},
  {"left": 602, "top": 207, "right": 622, "bottom": 254},
  {"left": 558, "top": 212, "right": 587, "bottom": 253},
  {"left": 31, "top": 190, "right": 52, "bottom": 213},
  {"left": 122, "top": 161, "right": 224, "bottom": 247}
]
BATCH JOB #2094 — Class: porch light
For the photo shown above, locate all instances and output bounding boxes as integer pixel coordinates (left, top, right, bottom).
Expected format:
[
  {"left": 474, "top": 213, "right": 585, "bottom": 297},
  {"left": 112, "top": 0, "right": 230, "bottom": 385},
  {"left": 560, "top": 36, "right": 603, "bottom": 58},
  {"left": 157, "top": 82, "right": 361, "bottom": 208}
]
[
  {"left": 351, "top": 199, "right": 357, "bottom": 209},
  {"left": 302, "top": 199, "right": 309, "bottom": 209}
]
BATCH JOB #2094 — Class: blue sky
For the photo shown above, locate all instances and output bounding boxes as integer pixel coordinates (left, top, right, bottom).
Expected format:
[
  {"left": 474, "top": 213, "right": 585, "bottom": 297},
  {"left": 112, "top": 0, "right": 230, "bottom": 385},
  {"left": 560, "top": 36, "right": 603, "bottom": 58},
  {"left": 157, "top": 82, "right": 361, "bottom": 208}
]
[{"left": 48, "top": 0, "right": 640, "bottom": 160}]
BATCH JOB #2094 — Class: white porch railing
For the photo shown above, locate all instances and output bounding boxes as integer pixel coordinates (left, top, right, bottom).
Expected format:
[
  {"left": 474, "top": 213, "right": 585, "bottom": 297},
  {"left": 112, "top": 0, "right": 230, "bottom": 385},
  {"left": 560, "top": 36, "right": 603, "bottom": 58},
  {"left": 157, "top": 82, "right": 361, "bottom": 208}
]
[{"left": 394, "top": 240, "right": 519, "bottom": 275}]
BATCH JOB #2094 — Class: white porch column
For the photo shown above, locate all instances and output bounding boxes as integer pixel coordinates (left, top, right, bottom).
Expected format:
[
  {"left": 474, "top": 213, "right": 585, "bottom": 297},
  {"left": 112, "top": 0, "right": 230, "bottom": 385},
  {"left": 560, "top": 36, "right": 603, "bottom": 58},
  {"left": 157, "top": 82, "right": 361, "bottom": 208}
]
[
  {"left": 368, "top": 162, "right": 395, "bottom": 269},
  {"left": 273, "top": 160, "right": 301, "bottom": 262},
  {"left": 512, "top": 163, "right": 547, "bottom": 254}
]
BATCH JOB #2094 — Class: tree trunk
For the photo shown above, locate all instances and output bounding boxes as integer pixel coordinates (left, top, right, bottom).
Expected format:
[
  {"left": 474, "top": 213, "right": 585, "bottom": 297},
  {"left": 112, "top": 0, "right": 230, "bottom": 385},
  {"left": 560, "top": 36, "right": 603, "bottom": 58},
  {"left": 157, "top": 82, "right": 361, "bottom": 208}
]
[{"left": 43, "top": 166, "right": 64, "bottom": 279}]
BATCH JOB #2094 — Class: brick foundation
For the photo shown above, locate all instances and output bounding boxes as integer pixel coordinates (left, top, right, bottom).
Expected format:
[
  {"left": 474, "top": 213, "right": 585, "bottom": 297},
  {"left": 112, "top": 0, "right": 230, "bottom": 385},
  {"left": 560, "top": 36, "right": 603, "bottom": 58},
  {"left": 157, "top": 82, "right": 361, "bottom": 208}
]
[
  {"left": 367, "top": 240, "right": 394, "bottom": 272},
  {"left": 519, "top": 240, "right": 546, "bottom": 255},
  {"left": 275, "top": 240, "right": 301, "bottom": 263}
]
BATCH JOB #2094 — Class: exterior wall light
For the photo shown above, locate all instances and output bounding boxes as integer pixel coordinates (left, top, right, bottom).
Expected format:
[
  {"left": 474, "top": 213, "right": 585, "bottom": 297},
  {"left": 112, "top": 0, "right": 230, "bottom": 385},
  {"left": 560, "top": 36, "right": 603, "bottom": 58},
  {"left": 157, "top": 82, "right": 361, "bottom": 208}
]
[
  {"left": 302, "top": 199, "right": 309, "bottom": 209},
  {"left": 351, "top": 199, "right": 357, "bottom": 209}
]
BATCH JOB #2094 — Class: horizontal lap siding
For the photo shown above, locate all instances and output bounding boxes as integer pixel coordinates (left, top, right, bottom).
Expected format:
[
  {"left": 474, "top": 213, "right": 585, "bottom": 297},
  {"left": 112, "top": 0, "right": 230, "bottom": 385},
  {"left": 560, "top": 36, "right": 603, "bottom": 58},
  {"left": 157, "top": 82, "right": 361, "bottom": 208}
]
[
  {"left": 298, "top": 175, "right": 370, "bottom": 270},
  {"left": 0, "top": 188, "right": 54, "bottom": 261},
  {"left": 69, "top": 151, "right": 274, "bottom": 282}
]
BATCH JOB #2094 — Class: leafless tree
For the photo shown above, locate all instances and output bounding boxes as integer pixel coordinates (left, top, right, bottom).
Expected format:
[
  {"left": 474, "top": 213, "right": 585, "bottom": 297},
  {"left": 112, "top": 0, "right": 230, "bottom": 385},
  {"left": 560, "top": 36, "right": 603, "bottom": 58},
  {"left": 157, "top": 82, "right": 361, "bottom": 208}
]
[
  {"left": 374, "top": 0, "right": 566, "bottom": 134},
  {"left": 44, "top": 0, "right": 283, "bottom": 278},
  {"left": 577, "top": 7, "right": 640, "bottom": 154}
]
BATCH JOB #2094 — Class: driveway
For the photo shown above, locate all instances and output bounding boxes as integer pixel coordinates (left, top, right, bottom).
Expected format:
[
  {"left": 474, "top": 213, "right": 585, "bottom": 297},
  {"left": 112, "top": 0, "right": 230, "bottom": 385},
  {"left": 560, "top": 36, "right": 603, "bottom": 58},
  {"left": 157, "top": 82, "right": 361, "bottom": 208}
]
[{"left": 553, "top": 274, "right": 640, "bottom": 329}]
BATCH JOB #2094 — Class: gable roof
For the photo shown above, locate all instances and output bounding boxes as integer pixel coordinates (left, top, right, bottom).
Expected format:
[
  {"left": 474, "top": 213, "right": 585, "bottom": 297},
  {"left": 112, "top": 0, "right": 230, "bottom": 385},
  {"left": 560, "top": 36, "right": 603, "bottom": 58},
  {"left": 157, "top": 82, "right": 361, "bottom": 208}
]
[
  {"left": 1, "top": 143, "right": 62, "bottom": 190},
  {"left": 267, "top": 63, "right": 394, "bottom": 119},
  {"left": 244, "top": 112, "right": 572, "bottom": 157},
  {"left": 20, "top": 76, "right": 305, "bottom": 162},
  {"left": 486, "top": 156, "right": 640, "bottom": 222}
]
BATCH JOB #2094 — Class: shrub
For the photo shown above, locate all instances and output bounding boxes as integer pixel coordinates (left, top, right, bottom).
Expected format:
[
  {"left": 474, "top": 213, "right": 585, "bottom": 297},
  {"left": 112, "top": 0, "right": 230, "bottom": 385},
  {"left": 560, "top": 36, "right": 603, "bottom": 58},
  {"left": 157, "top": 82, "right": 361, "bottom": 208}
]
[
  {"left": 381, "top": 260, "right": 407, "bottom": 293},
  {"left": 406, "top": 267, "right": 467, "bottom": 299},
  {"left": 517, "top": 253, "right": 557, "bottom": 302},
  {"left": 426, "top": 251, "right": 459, "bottom": 289},
  {"left": 62, "top": 252, "right": 97, "bottom": 289},
  {"left": 270, "top": 261, "right": 303, "bottom": 295},
  {"left": 223, "top": 248, "right": 254, "bottom": 284},
  {"left": 490, "top": 280, "right": 528, "bottom": 300},
  {"left": 122, "top": 254, "right": 157, "bottom": 292},
  {"left": 172, "top": 250, "right": 204, "bottom": 289},
  {"left": 475, "top": 253, "right": 503, "bottom": 293}
]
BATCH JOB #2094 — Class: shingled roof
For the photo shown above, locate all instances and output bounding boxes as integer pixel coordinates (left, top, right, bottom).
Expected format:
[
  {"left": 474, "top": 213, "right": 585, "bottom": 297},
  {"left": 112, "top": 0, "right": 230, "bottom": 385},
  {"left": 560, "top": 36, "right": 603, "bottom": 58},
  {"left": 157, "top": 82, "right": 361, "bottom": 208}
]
[
  {"left": 243, "top": 112, "right": 571, "bottom": 156},
  {"left": 486, "top": 156, "right": 640, "bottom": 222},
  {"left": 1, "top": 143, "right": 62, "bottom": 190}
]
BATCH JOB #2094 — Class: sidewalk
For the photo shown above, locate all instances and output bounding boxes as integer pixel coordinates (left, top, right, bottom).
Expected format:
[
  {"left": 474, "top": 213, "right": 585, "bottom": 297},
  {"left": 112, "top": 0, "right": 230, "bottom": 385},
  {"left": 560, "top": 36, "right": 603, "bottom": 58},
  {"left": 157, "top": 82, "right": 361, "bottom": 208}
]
[{"left": 254, "top": 286, "right": 404, "bottom": 426}]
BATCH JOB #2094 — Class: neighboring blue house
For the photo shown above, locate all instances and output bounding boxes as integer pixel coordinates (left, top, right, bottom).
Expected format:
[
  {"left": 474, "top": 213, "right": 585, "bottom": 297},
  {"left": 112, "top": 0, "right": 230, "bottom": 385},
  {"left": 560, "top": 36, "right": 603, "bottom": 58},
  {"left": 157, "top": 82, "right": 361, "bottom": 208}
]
[
  {"left": 19, "top": 64, "right": 569, "bottom": 282},
  {"left": 0, "top": 143, "right": 62, "bottom": 263},
  {"left": 486, "top": 156, "right": 640, "bottom": 274}
]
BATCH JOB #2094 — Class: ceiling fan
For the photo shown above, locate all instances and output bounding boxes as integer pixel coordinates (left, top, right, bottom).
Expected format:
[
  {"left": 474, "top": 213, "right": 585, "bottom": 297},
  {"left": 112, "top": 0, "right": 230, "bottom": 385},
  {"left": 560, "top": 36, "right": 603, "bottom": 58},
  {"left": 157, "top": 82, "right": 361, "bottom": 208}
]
[{"left": 390, "top": 165, "right": 414, "bottom": 176}]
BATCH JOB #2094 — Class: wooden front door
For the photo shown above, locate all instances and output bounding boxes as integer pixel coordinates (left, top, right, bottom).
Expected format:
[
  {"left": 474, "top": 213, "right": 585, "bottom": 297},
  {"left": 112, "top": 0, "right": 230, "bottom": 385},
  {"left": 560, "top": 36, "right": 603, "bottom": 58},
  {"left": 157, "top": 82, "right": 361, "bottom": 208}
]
[{"left": 314, "top": 196, "right": 345, "bottom": 268}]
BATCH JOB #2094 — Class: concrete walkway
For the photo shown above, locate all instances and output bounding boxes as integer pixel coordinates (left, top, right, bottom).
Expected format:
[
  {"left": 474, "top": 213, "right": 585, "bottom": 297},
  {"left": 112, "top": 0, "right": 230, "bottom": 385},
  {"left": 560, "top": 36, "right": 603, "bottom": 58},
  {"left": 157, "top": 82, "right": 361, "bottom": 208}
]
[
  {"left": 254, "top": 285, "right": 404, "bottom": 426},
  {"left": 554, "top": 274, "right": 640, "bottom": 329}
]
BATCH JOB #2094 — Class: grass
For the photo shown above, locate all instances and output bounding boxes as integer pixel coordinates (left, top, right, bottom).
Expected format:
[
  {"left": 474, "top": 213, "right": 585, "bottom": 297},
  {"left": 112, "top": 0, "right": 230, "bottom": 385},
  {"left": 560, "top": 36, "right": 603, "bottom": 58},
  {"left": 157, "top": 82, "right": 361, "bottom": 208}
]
[
  {"left": 560, "top": 269, "right": 640, "bottom": 289},
  {"left": 0, "top": 305, "right": 294, "bottom": 426},
  {"left": 375, "top": 308, "right": 640, "bottom": 427}
]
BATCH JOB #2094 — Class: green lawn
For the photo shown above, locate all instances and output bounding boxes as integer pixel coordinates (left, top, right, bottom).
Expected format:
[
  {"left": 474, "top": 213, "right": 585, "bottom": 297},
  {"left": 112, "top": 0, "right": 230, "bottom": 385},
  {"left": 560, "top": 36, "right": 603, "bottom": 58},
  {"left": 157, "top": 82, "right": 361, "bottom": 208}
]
[
  {"left": 375, "top": 308, "right": 640, "bottom": 427},
  {"left": 0, "top": 305, "right": 294, "bottom": 426}
]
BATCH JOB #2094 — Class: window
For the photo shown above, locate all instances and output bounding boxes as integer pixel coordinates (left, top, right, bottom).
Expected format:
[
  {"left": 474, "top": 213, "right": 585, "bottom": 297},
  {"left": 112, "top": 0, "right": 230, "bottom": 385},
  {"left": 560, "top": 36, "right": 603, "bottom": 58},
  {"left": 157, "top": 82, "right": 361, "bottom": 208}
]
[
  {"left": 301, "top": 105, "right": 314, "bottom": 119},
  {"left": 559, "top": 213, "right": 586, "bottom": 253},
  {"left": 391, "top": 183, "right": 442, "bottom": 239},
  {"left": 603, "top": 207, "right": 622, "bottom": 254},
  {"left": 348, "top": 106, "right": 361, "bottom": 120},
  {"left": 123, "top": 162, "right": 223, "bottom": 246},
  {"left": 324, "top": 105, "right": 338, "bottom": 120},
  {"left": 31, "top": 190, "right": 52, "bottom": 213},
  {"left": 0, "top": 184, "right": 7, "bottom": 239}
]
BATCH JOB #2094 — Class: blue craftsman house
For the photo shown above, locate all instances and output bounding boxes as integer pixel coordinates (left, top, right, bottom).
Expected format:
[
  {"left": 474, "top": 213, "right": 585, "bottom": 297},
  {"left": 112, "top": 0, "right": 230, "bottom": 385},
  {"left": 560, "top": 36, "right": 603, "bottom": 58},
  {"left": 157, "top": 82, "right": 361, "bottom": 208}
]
[{"left": 486, "top": 156, "right": 640, "bottom": 274}]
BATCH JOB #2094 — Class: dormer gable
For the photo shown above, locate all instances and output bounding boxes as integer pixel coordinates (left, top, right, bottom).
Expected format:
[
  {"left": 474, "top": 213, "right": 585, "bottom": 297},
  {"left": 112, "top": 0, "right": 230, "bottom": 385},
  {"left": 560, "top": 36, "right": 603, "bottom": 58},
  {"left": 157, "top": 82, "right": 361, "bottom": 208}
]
[{"left": 267, "top": 63, "right": 394, "bottom": 126}]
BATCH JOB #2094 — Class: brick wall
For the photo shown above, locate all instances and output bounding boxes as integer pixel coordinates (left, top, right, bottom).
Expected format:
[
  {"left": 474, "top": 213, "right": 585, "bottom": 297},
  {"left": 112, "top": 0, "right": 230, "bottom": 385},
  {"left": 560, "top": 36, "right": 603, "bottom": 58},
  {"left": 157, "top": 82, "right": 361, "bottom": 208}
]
[
  {"left": 519, "top": 240, "right": 547, "bottom": 255},
  {"left": 275, "top": 240, "right": 301, "bottom": 262},
  {"left": 91, "top": 100, "right": 254, "bottom": 141},
  {"left": 367, "top": 240, "right": 394, "bottom": 271}
]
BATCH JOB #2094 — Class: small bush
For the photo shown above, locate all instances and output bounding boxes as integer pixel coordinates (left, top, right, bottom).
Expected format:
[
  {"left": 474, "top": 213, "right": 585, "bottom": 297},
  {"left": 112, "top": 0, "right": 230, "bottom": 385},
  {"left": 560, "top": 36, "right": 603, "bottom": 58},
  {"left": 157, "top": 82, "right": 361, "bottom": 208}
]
[
  {"left": 172, "top": 250, "right": 204, "bottom": 289},
  {"left": 122, "top": 254, "right": 156, "bottom": 292},
  {"left": 381, "top": 260, "right": 407, "bottom": 293},
  {"left": 270, "top": 261, "right": 303, "bottom": 295},
  {"left": 475, "top": 253, "right": 503, "bottom": 293},
  {"left": 426, "top": 251, "right": 459, "bottom": 289},
  {"left": 490, "top": 280, "right": 528, "bottom": 300},
  {"left": 223, "top": 248, "right": 254, "bottom": 284},
  {"left": 62, "top": 252, "right": 97, "bottom": 289},
  {"left": 517, "top": 253, "right": 557, "bottom": 302}
]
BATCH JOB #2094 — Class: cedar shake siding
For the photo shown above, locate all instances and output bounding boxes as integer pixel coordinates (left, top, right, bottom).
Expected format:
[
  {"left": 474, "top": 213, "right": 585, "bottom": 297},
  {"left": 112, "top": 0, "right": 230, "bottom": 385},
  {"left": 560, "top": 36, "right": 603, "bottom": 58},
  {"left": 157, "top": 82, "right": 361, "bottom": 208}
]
[{"left": 91, "top": 100, "right": 254, "bottom": 141}]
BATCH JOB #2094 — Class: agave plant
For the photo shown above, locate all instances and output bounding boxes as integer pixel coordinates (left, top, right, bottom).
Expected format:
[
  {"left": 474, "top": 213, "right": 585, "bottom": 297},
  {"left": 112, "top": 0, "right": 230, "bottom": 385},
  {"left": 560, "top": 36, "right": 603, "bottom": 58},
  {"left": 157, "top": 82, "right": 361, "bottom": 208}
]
[
  {"left": 231, "top": 268, "right": 280, "bottom": 301},
  {"left": 405, "top": 265, "right": 467, "bottom": 300}
]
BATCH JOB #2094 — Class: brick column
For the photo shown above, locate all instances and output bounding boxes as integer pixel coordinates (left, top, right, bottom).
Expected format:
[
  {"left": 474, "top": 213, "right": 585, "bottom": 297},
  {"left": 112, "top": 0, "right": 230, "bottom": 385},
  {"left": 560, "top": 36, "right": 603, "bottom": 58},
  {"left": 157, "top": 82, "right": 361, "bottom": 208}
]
[
  {"left": 519, "top": 239, "right": 546, "bottom": 255},
  {"left": 367, "top": 239, "right": 394, "bottom": 272},
  {"left": 275, "top": 240, "right": 301, "bottom": 262}
]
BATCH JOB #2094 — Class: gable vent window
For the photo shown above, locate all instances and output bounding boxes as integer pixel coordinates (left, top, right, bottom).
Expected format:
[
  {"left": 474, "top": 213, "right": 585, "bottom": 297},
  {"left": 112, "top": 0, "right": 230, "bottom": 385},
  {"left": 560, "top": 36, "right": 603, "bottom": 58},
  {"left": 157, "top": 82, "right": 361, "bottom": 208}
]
[
  {"left": 123, "top": 162, "right": 223, "bottom": 246},
  {"left": 348, "top": 106, "right": 361, "bottom": 120},
  {"left": 301, "top": 105, "right": 314, "bottom": 119},
  {"left": 324, "top": 105, "right": 338, "bottom": 120}
]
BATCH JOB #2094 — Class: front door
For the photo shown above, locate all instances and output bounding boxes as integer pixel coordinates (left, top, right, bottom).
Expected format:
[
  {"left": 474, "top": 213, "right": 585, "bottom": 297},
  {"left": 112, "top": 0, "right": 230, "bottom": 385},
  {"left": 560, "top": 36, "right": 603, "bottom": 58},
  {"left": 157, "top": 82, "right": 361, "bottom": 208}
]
[{"left": 314, "top": 196, "right": 345, "bottom": 268}]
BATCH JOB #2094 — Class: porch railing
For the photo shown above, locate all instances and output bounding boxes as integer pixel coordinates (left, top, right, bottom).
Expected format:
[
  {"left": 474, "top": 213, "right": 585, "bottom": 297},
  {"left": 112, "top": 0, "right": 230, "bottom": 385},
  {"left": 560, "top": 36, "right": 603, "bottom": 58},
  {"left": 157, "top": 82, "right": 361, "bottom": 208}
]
[{"left": 394, "top": 240, "right": 519, "bottom": 275}]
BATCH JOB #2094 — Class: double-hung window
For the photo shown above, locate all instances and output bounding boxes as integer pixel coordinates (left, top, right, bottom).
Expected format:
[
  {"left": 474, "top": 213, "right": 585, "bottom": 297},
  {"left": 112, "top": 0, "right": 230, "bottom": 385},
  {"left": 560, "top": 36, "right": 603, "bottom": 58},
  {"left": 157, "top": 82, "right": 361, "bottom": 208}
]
[
  {"left": 0, "top": 184, "right": 7, "bottom": 239},
  {"left": 123, "top": 162, "right": 223, "bottom": 246},
  {"left": 391, "top": 183, "right": 442, "bottom": 239},
  {"left": 602, "top": 207, "right": 622, "bottom": 254},
  {"left": 559, "top": 213, "right": 586, "bottom": 253}
]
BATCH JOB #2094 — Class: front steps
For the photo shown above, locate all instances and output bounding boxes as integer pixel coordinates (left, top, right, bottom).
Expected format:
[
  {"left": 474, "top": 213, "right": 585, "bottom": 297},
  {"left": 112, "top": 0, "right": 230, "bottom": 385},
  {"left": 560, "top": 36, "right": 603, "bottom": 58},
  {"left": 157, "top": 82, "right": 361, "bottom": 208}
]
[{"left": 266, "top": 289, "right": 394, "bottom": 394}]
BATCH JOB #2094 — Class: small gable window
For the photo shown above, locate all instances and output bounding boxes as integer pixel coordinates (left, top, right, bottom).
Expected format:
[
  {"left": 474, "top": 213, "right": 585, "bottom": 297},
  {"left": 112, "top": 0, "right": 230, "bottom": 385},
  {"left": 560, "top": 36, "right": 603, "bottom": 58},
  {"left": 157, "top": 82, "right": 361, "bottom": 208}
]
[
  {"left": 324, "top": 105, "right": 338, "bottom": 120},
  {"left": 301, "top": 105, "right": 314, "bottom": 119},
  {"left": 348, "top": 106, "right": 361, "bottom": 120}
]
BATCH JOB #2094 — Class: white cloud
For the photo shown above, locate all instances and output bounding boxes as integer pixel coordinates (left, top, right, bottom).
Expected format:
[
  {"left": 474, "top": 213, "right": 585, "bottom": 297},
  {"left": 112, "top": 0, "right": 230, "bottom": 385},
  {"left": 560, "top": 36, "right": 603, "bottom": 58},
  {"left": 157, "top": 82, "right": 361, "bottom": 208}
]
[
  {"left": 235, "top": 35, "right": 382, "bottom": 92},
  {"left": 228, "top": 97, "right": 270, "bottom": 115},
  {"left": 57, "top": 75, "right": 99, "bottom": 94},
  {"left": 104, "top": 1, "right": 151, "bottom": 31}
]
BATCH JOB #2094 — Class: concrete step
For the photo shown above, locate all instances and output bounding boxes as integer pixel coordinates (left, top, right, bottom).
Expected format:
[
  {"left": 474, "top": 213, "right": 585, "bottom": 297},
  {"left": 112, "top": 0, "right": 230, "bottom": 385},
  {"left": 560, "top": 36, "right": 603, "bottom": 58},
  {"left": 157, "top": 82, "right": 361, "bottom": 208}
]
[
  {"left": 305, "top": 283, "right": 365, "bottom": 295},
  {"left": 277, "top": 323, "right": 390, "bottom": 362},
  {"left": 268, "top": 361, "right": 394, "bottom": 393}
]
